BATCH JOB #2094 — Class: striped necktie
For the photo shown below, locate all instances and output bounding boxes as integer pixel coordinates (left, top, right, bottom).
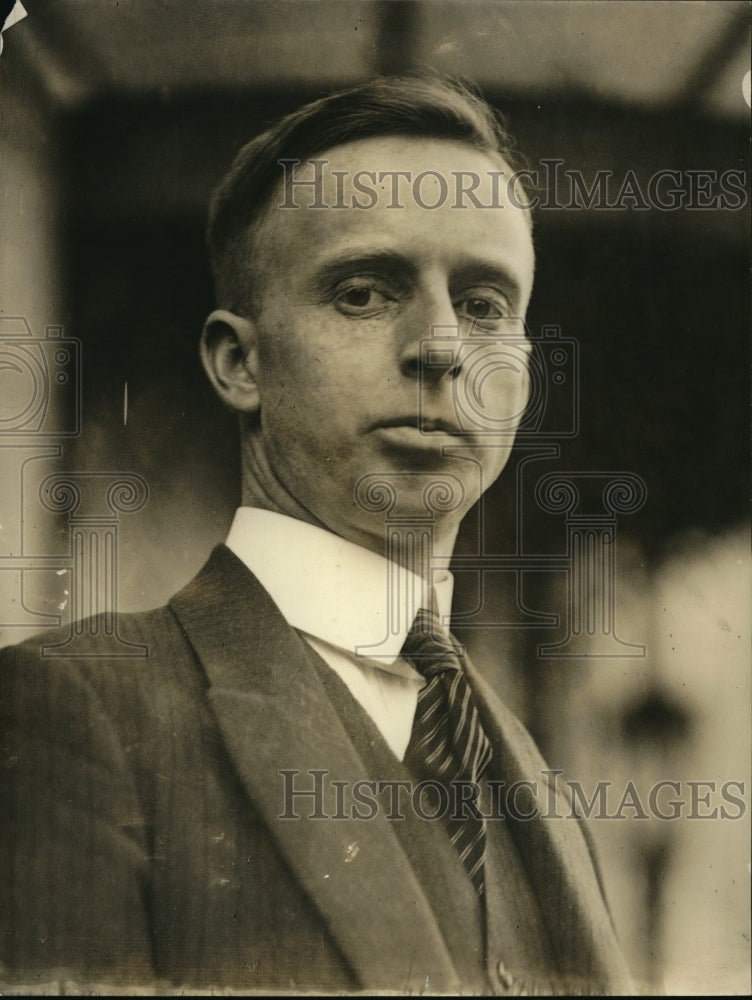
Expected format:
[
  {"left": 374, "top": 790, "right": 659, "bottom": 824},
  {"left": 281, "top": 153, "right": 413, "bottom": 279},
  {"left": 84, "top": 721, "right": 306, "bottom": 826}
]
[{"left": 402, "top": 608, "right": 493, "bottom": 895}]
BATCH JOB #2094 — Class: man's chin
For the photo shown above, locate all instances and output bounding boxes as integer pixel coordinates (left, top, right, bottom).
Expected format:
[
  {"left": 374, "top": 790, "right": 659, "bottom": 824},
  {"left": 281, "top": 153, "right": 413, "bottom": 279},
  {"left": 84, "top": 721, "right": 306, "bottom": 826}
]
[{"left": 351, "top": 467, "right": 466, "bottom": 513}]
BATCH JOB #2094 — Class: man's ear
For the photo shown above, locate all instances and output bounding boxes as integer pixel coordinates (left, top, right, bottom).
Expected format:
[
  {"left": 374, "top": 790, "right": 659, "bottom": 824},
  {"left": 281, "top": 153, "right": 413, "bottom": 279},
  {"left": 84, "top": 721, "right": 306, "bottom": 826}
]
[{"left": 200, "top": 309, "right": 260, "bottom": 414}]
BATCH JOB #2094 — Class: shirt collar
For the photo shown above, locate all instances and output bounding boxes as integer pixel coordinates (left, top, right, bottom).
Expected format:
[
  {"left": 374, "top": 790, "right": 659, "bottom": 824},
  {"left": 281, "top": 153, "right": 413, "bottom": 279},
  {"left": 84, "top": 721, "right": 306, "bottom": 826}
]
[{"left": 225, "top": 507, "right": 454, "bottom": 664}]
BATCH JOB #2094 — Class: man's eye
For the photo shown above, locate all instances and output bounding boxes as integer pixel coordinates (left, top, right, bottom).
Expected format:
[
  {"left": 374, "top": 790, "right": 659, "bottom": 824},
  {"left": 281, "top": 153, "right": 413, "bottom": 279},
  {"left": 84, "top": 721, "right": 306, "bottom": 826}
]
[
  {"left": 455, "top": 296, "right": 505, "bottom": 321},
  {"left": 341, "top": 287, "right": 375, "bottom": 307},
  {"left": 334, "top": 283, "right": 392, "bottom": 315}
]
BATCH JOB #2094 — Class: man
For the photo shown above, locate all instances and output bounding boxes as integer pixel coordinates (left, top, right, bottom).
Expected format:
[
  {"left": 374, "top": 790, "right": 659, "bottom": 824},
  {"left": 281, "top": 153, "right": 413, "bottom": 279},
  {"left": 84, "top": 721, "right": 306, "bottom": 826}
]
[{"left": 0, "top": 75, "right": 632, "bottom": 995}]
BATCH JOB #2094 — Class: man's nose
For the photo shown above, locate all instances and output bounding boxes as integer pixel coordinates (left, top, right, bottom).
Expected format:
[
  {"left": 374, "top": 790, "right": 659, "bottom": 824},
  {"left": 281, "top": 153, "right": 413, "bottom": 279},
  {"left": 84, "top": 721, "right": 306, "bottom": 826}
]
[{"left": 398, "top": 289, "right": 462, "bottom": 383}]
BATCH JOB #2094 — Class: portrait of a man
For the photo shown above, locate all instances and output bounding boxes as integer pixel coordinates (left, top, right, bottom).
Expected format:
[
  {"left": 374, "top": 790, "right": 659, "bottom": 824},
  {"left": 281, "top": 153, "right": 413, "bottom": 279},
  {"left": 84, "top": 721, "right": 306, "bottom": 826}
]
[{"left": 0, "top": 2, "right": 749, "bottom": 996}]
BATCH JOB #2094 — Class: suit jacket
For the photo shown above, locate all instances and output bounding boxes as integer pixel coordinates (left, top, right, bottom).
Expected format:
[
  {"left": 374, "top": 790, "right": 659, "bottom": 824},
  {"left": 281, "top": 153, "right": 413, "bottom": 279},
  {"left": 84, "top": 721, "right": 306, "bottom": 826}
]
[{"left": 0, "top": 545, "right": 633, "bottom": 994}]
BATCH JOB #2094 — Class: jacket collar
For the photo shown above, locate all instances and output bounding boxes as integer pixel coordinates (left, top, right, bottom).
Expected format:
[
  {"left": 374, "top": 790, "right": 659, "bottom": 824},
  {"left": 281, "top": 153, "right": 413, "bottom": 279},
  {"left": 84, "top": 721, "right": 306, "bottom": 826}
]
[{"left": 169, "top": 545, "right": 462, "bottom": 993}]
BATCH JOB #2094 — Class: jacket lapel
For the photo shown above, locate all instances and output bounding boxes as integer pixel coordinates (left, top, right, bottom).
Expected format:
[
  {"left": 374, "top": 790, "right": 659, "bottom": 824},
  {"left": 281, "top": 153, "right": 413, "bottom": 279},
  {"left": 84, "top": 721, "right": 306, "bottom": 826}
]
[
  {"left": 462, "top": 654, "right": 634, "bottom": 993},
  {"left": 169, "top": 545, "right": 461, "bottom": 993}
]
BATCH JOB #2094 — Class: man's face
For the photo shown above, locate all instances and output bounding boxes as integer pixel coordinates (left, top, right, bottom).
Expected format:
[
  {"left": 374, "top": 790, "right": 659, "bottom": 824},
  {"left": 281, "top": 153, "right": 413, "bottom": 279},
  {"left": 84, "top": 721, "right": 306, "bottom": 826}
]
[{"left": 246, "top": 136, "right": 535, "bottom": 553}]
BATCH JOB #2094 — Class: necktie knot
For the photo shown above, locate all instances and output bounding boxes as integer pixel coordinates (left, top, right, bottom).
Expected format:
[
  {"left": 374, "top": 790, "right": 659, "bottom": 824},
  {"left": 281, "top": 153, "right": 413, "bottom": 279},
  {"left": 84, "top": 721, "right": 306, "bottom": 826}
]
[{"left": 401, "top": 608, "right": 463, "bottom": 678}]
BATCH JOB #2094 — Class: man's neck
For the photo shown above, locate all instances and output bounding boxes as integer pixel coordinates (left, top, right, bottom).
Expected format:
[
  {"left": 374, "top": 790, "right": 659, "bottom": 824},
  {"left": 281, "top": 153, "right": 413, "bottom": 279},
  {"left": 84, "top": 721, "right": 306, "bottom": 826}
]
[
  {"left": 239, "top": 435, "right": 459, "bottom": 580},
  {"left": 240, "top": 432, "right": 327, "bottom": 528}
]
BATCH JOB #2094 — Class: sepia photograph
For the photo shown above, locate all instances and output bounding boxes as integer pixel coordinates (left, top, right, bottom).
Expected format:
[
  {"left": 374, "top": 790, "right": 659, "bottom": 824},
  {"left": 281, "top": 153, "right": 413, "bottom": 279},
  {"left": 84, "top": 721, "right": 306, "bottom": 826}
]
[{"left": 1, "top": 0, "right": 750, "bottom": 995}]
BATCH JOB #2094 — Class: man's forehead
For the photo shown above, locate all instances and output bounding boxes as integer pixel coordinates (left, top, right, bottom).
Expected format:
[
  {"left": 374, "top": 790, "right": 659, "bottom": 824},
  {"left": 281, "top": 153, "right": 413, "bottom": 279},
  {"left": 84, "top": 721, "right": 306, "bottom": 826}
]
[
  {"left": 251, "top": 134, "right": 534, "bottom": 249},
  {"left": 282, "top": 134, "right": 519, "bottom": 199}
]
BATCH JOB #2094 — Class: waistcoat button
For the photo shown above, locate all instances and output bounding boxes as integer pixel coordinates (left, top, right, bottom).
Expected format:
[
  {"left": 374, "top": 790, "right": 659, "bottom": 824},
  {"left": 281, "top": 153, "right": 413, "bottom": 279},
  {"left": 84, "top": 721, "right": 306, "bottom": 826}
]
[{"left": 496, "top": 960, "right": 514, "bottom": 991}]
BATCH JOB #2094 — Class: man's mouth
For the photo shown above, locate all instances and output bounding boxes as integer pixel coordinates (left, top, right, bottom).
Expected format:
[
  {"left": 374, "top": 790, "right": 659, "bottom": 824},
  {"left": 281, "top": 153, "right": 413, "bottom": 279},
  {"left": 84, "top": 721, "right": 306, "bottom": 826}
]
[
  {"left": 371, "top": 417, "right": 470, "bottom": 456},
  {"left": 375, "top": 416, "right": 464, "bottom": 436}
]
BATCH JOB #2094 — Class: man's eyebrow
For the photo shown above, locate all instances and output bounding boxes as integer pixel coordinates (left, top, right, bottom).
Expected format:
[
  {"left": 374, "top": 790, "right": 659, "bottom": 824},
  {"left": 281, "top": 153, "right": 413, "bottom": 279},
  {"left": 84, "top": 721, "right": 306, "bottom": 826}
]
[
  {"left": 452, "top": 259, "right": 524, "bottom": 306},
  {"left": 308, "top": 250, "right": 418, "bottom": 294}
]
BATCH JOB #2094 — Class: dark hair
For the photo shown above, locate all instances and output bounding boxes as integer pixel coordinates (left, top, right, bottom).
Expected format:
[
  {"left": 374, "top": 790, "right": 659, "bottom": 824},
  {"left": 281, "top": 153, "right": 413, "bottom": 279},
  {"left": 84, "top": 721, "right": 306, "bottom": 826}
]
[{"left": 207, "top": 73, "right": 529, "bottom": 313}]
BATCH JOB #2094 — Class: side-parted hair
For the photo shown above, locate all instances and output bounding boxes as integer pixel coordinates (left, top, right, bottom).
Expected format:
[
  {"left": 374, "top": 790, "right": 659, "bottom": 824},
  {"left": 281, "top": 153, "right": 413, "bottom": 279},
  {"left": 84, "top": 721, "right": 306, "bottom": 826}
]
[{"left": 207, "top": 73, "right": 529, "bottom": 314}]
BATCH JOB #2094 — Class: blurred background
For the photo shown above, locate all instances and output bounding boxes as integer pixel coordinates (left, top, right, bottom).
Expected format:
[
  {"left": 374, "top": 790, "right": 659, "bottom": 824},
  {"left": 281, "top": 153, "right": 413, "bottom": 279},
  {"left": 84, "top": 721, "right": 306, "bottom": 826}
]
[{"left": 1, "top": 0, "right": 749, "bottom": 993}]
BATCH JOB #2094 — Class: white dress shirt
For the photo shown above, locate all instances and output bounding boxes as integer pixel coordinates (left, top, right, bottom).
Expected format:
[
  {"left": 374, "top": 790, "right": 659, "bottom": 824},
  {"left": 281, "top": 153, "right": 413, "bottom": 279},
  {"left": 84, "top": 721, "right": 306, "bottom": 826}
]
[{"left": 225, "top": 507, "right": 455, "bottom": 760}]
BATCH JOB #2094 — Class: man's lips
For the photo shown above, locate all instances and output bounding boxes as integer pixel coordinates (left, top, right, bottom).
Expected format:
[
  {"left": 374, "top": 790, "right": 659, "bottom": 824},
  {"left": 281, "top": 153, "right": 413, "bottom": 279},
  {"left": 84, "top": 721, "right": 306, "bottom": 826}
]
[
  {"left": 371, "top": 418, "right": 470, "bottom": 455},
  {"left": 374, "top": 416, "right": 464, "bottom": 436}
]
